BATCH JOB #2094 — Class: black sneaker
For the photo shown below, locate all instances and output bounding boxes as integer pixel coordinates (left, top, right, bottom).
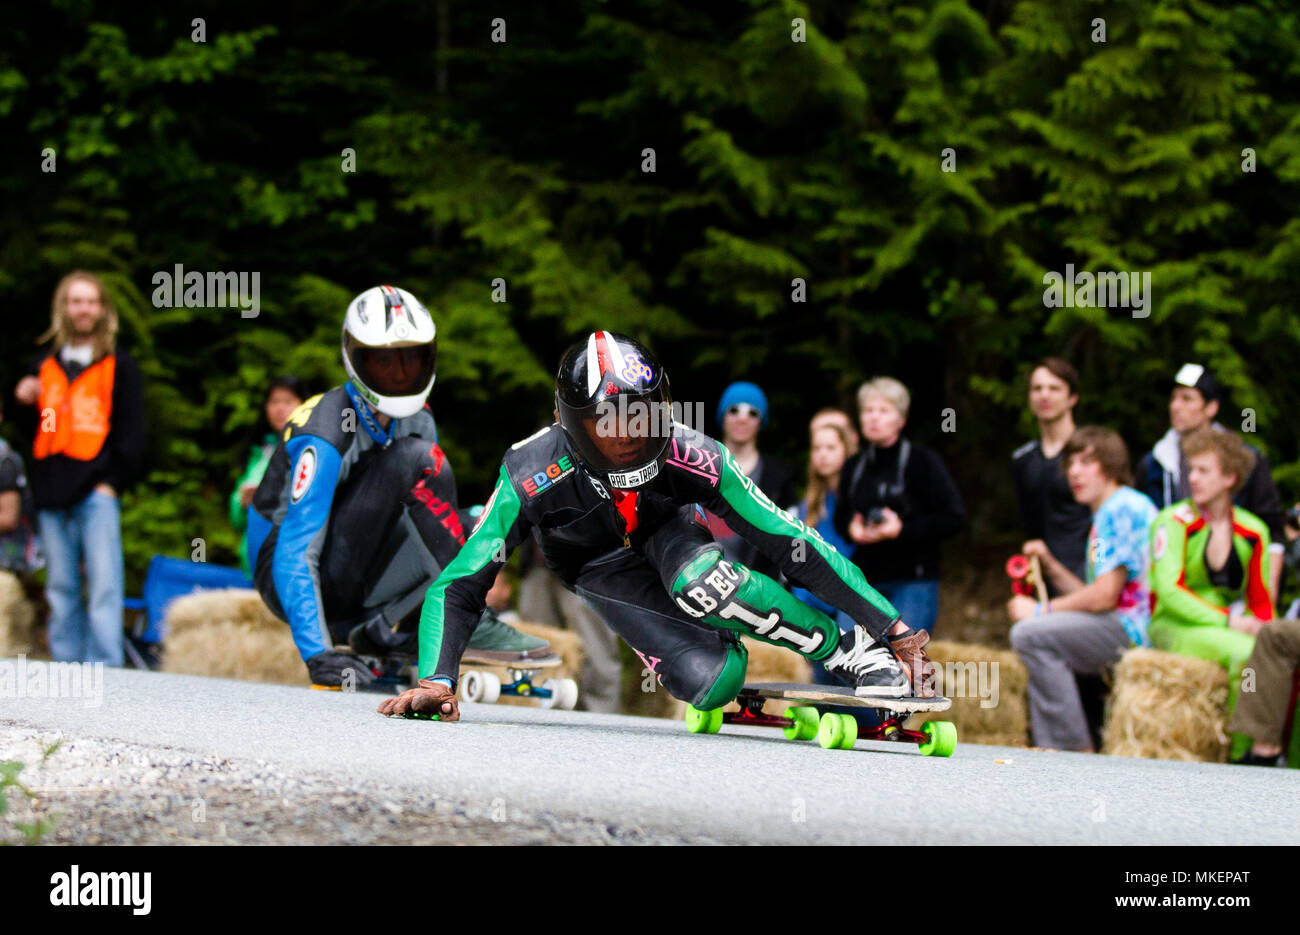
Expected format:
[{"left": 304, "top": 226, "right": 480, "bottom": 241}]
[
  {"left": 822, "top": 625, "right": 911, "bottom": 697},
  {"left": 1232, "top": 750, "right": 1283, "bottom": 767}
]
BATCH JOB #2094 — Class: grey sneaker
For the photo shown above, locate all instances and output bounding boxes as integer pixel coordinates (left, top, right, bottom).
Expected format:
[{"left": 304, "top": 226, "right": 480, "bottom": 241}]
[
  {"left": 822, "top": 624, "right": 911, "bottom": 697},
  {"left": 463, "top": 608, "right": 553, "bottom": 663}
]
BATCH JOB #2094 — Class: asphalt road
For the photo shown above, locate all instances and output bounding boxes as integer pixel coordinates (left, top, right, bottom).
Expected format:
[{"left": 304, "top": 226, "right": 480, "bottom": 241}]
[{"left": 2, "top": 660, "right": 1295, "bottom": 845}]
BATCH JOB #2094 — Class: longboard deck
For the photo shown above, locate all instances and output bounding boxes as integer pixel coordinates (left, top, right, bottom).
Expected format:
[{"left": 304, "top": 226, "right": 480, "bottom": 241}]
[
  {"left": 460, "top": 652, "right": 563, "bottom": 669},
  {"left": 741, "top": 682, "right": 951, "bottom": 714},
  {"left": 339, "top": 650, "right": 564, "bottom": 670}
]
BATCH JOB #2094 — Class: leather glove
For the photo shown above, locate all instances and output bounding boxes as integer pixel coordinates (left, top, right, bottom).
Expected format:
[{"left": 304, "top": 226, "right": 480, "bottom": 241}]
[
  {"left": 889, "top": 626, "right": 937, "bottom": 698},
  {"left": 307, "top": 651, "right": 377, "bottom": 689},
  {"left": 377, "top": 678, "right": 460, "bottom": 721}
]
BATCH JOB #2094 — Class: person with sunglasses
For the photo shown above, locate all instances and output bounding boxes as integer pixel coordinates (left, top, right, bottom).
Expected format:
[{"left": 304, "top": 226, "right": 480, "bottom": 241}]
[{"left": 702, "top": 383, "right": 796, "bottom": 579}]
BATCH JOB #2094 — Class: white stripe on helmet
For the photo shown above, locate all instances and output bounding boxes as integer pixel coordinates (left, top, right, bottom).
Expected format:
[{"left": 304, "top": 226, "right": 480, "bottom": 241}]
[{"left": 585, "top": 333, "right": 601, "bottom": 397}]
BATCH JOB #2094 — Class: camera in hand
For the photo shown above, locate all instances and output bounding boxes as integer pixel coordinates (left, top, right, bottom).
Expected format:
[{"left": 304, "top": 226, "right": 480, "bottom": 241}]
[
  {"left": 1286, "top": 506, "right": 1300, "bottom": 530},
  {"left": 866, "top": 507, "right": 887, "bottom": 526}
]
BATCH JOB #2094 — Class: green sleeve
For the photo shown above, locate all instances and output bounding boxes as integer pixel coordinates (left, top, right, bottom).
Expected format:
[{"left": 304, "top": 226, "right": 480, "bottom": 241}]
[
  {"left": 710, "top": 447, "right": 898, "bottom": 633},
  {"left": 419, "top": 463, "right": 528, "bottom": 679},
  {"left": 1151, "top": 512, "right": 1227, "bottom": 627}
]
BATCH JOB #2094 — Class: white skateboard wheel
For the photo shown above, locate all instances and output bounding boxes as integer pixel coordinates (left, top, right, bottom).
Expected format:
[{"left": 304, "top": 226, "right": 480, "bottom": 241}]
[
  {"left": 541, "top": 677, "right": 579, "bottom": 710},
  {"left": 461, "top": 670, "right": 501, "bottom": 704}
]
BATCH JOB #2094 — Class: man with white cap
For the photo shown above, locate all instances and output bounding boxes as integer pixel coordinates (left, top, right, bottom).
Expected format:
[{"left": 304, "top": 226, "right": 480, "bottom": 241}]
[{"left": 1135, "top": 362, "right": 1285, "bottom": 600}]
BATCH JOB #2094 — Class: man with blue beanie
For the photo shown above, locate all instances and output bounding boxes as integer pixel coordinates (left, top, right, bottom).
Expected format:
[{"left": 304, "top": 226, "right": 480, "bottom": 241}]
[{"left": 704, "top": 382, "right": 796, "bottom": 578}]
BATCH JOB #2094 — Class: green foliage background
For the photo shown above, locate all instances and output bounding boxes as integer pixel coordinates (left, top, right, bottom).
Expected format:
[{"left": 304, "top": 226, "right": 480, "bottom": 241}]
[{"left": 2, "top": 0, "right": 1298, "bottom": 590}]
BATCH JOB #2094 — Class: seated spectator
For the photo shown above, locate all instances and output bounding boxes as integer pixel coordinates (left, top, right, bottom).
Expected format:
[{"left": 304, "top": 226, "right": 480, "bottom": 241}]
[
  {"left": 229, "top": 376, "right": 305, "bottom": 576},
  {"left": 791, "top": 408, "right": 859, "bottom": 620},
  {"left": 703, "top": 381, "right": 797, "bottom": 578},
  {"left": 1147, "top": 428, "right": 1273, "bottom": 759},
  {"left": 0, "top": 399, "right": 42, "bottom": 576},
  {"left": 1136, "top": 363, "right": 1285, "bottom": 601},
  {"left": 1009, "top": 427, "right": 1157, "bottom": 752},
  {"left": 1227, "top": 617, "right": 1299, "bottom": 766},
  {"left": 1012, "top": 357, "right": 1091, "bottom": 591},
  {"left": 833, "top": 377, "right": 964, "bottom": 635}
]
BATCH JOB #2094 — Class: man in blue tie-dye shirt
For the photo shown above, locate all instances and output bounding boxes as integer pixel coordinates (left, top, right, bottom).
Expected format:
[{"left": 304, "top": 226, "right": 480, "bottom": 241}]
[{"left": 1007, "top": 427, "right": 1157, "bottom": 751}]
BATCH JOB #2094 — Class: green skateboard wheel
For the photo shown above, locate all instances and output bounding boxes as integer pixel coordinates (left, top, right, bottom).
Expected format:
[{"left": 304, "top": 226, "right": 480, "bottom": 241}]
[
  {"left": 919, "top": 720, "right": 957, "bottom": 757},
  {"left": 837, "top": 713, "right": 858, "bottom": 750},
  {"left": 686, "top": 705, "right": 723, "bottom": 734},
  {"left": 818, "top": 712, "right": 856, "bottom": 750},
  {"left": 783, "top": 705, "right": 820, "bottom": 741}
]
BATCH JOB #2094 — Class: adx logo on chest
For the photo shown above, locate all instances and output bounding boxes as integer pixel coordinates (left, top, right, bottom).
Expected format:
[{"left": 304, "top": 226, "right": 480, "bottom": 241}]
[
  {"left": 665, "top": 439, "right": 720, "bottom": 486},
  {"left": 522, "top": 455, "right": 575, "bottom": 497}
]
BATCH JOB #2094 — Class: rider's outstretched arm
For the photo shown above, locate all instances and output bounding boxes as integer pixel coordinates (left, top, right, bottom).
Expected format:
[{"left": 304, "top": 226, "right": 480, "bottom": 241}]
[
  {"left": 417, "top": 463, "right": 534, "bottom": 682},
  {"left": 702, "top": 445, "right": 900, "bottom": 641}
]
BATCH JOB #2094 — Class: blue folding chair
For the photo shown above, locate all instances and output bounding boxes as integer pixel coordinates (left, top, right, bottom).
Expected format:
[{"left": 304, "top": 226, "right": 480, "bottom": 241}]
[{"left": 123, "top": 555, "right": 253, "bottom": 665}]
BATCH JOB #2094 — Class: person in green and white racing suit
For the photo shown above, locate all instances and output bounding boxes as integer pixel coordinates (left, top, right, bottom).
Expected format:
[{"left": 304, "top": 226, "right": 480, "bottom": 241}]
[{"left": 379, "top": 332, "right": 933, "bottom": 721}]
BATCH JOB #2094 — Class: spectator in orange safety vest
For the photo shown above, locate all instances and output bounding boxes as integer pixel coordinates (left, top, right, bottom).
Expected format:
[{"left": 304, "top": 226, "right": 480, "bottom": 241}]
[{"left": 13, "top": 270, "right": 145, "bottom": 666}]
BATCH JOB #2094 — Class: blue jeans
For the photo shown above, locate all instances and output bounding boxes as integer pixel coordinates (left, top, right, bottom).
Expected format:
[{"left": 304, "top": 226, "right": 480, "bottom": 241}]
[
  {"left": 39, "top": 490, "right": 125, "bottom": 666},
  {"left": 834, "top": 578, "right": 940, "bottom": 637}
]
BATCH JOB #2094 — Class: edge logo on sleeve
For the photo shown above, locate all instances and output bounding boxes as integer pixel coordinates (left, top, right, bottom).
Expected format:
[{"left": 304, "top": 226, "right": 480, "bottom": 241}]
[
  {"left": 523, "top": 455, "right": 575, "bottom": 497},
  {"left": 290, "top": 446, "right": 318, "bottom": 503}
]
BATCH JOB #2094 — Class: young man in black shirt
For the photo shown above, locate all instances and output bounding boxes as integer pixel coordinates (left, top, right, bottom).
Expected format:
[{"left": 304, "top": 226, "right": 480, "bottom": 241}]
[{"left": 1011, "top": 358, "right": 1092, "bottom": 590}]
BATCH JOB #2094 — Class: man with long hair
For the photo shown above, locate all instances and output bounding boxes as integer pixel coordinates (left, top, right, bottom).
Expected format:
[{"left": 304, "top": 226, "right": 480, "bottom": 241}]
[{"left": 13, "top": 271, "right": 145, "bottom": 666}]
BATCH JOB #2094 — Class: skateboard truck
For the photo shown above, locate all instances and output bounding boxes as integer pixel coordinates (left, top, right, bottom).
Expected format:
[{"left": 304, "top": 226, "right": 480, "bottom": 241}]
[{"left": 460, "top": 665, "right": 579, "bottom": 709}]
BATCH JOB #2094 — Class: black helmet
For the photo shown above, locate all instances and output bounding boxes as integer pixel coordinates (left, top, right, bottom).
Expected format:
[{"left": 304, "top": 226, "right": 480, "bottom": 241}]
[{"left": 555, "top": 331, "right": 673, "bottom": 488}]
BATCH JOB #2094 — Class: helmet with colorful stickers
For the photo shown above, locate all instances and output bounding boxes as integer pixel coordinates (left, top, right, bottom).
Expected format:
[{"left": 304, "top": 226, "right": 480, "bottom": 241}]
[
  {"left": 555, "top": 331, "right": 673, "bottom": 489},
  {"left": 341, "top": 285, "right": 437, "bottom": 419}
]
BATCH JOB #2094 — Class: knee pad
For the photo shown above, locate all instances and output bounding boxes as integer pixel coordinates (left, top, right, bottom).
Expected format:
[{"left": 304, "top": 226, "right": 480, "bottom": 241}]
[
  {"left": 665, "top": 638, "right": 748, "bottom": 710},
  {"left": 670, "top": 550, "right": 830, "bottom": 656}
]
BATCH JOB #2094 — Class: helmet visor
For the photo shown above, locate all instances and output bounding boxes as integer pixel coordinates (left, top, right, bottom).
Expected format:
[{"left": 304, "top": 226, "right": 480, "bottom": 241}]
[
  {"left": 559, "top": 391, "right": 673, "bottom": 476},
  {"left": 346, "top": 337, "right": 436, "bottom": 398}
]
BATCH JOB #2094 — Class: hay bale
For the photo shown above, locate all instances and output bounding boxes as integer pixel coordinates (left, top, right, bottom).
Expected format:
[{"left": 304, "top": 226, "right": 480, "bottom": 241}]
[
  {"left": 911, "top": 639, "right": 1030, "bottom": 747},
  {"left": 0, "top": 570, "right": 36, "bottom": 656},
  {"left": 161, "top": 589, "right": 307, "bottom": 685},
  {"left": 1101, "top": 648, "right": 1230, "bottom": 762},
  {"left": 164, "top": 620, "right": 309, "bottom": 685},
  {"left": 164, "top": 588, "right": 283, "bottom": 637}
]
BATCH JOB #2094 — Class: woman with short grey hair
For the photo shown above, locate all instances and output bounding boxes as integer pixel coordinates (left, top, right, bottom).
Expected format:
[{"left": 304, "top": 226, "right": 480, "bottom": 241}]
[{"left": 833, "top": 377, "right": 965, "bottom": 636}]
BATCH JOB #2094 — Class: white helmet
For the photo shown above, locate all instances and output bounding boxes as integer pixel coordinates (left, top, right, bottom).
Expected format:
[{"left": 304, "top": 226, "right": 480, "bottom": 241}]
[{"left": 341, "top": 285, "right": 437, "bottom": 419}]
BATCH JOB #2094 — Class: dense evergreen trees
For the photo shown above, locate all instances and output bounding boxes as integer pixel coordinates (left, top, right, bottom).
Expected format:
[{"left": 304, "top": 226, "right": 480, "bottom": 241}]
[{"left": 2, "top": 1, "right": 1296, "bottom": 581}]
